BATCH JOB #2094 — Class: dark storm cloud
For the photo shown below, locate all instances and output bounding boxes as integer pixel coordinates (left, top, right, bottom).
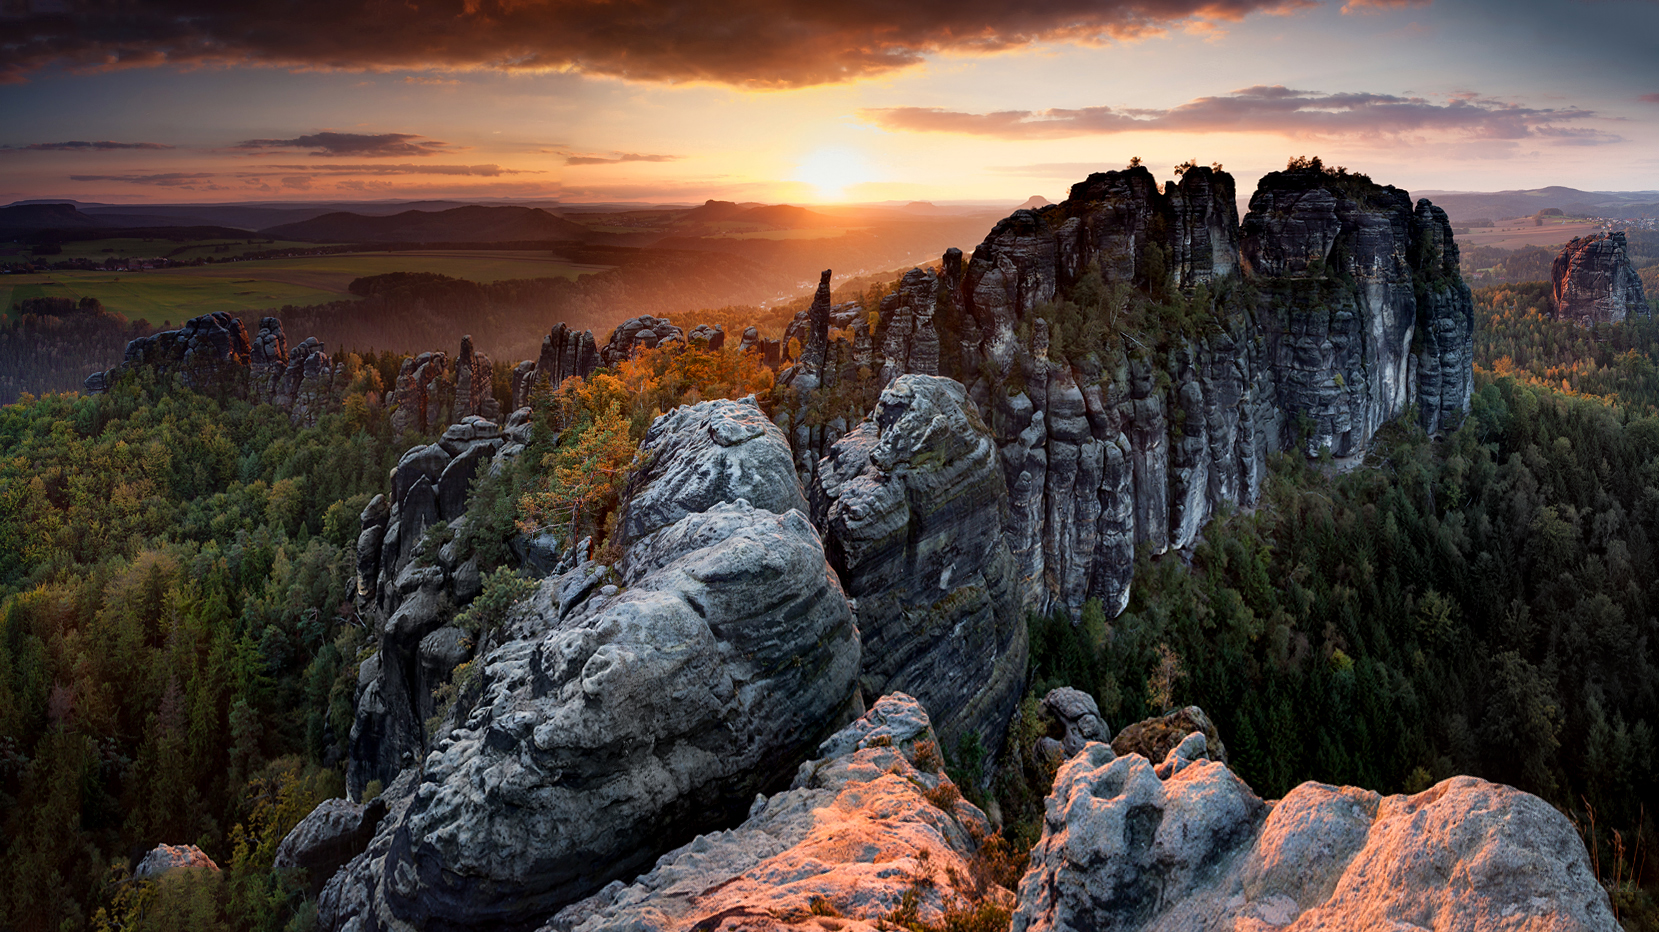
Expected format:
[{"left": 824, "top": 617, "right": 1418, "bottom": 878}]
[
  {"left": 4, "top": 140, "right": 173, "bottom": 151},
  {"left": 565, "top": 153, "right": 680, "bottom": 165},
  {"left": 0, "top": 0, "right": 1313, "bottom": 87},
  {"left": 235, "top": 132, "right": 449, "bottom": 157},
  {"left": 865, "top": 86, "right": 1605, "bottom": 141}
]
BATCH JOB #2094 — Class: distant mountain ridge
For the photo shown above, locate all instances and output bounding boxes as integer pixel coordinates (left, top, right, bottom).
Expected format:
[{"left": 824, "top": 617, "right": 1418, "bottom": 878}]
[
  {"left": 1418, "top": 186, "right": 1659, "bottom": 221},
  {"left": 260, "top": 205, "right": 591, "bottom": 243}
]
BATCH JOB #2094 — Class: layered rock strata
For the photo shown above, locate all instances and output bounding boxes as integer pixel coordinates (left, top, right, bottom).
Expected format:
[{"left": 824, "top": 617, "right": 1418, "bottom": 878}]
[
  {"left": 545, "top": 693, "right": 1011, "bottom": 932},
  {"left": 1552, "top": 231, "right": 1649, "bottom": 324},
  {"left": 324, "top": 396, "right": 861, "bottom": 931},
  {"left": 1013, "top": 740, "right": 1615, "bottom": 932},
  {"left": 811, "top": 375, "right": 1027, "bottom": 755}
]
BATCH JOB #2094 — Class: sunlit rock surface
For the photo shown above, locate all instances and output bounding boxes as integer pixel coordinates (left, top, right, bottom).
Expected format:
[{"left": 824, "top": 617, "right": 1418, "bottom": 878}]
[
  {"left": 1013, "top": 744, "right": 1615, "bottom": 932},
  {"left": 544, "top": 693, "right": 1011, "bottom": 932}
]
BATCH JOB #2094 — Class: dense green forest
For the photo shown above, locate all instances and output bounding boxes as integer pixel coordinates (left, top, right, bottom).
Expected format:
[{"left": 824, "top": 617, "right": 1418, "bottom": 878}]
[{"left": 0, "top": 365, "right": 404, "bottom": 931}]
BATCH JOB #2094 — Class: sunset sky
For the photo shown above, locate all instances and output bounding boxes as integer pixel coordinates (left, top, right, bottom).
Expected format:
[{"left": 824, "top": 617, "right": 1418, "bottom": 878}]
[{"left": 2, "top": 0, "right": 1656, "bottom": 205}]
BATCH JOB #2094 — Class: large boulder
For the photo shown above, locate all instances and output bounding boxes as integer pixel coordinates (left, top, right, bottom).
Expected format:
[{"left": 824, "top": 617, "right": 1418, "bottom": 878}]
[
  {"left": 545, "top": 693, "right": 1011, "bottom": 932},
  {"left": 274, "top": 797, "right": 387, "bottom": 895},
  {"left": 1012, "top": 743, "right": 1616, "bottom": 932},
  {"left": 811, "top": 374, "right": 1028, "bottom": 756},
  {"left": 135, "top": 843, "right": 219, "bottom": 880},
  {"left": 617, "top": 395, "right": 808, "bottom": 546},
  {"left": 322, "top": 400, "right": 861, "bottom": 932}
]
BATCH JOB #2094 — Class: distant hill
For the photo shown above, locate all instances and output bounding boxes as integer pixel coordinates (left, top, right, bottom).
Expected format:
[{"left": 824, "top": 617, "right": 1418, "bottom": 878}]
[
  {"left": 260, "top": 205, "right": 591, "bottom": 243},
  {"left": 680, "top": 200, "right": 752, "bottom": 223},
  {"left": 0, "top": 203, "right": 105, "bottom": 234},
  {"left": 1018, "top": 195, "right": 1053, "bottom": 210},
  {"left": 739, "top": 204, "right": 834, "bottom": 227},
  {"left": 1419, "top": 186, "right": 1659, "bottom": 222}
]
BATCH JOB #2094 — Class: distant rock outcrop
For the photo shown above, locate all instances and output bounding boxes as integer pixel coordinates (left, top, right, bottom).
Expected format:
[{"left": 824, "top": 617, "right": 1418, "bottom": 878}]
[
  {"left": 812, "top": 375, "right": 1027, "bottom": 755},
  {"left": 1013, "top": 739, "right": 1614, "bottom": 932},
  {"left": 599, "top": 314, "right": 684, "bottom": 367},
  {"left": 85, "top": 311, "right": 350, "bottom": 425},
  {"left": 512, "top": 322, "right": 600, "bottom": 409},
  {"left": 324, "top": 396, "right": 861, "bottom": 931},
  {"left": 274, "top": 797, "right": 387, "bottom": 895},
  {"left": 545, "top": 693, "right": 1011, "bottom": 932},
  {"left": 1552, "top": 231, "right": 1649, "bottom": 324}
]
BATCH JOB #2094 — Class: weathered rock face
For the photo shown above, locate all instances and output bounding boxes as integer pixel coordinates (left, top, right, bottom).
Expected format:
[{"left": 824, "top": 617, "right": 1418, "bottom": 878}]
[
  {"left": 325, "top": 397, "right": 861, "bottom": 932},
  {"left": 617, "top": 396, "right": 809, "bottom": 547},
  {"left": 783, "top": 165, "right": 1474, "bottom": 618},
  {"left": 85, "top": 310, "right": 250, "bottom": 397},
  {"left": 1552, "top": 231, "right": 1650, "bottom": 324},
  {"left": 347, "top": 418, "right": 515, "bottom": 800},
  {"left": 388, "top": 351, "right": 450, "bottom": 435},
  {"left": 453, "top": 335, "right": 500, "bottom": 423},
  {"left": 599, "top": 314, "right": 685, "bottom": 367},
  {"left": 1013, "top": 741, "right": 1615, "bottom": 932},
  {"left": 811, "top": 375, "right": 1027, "bottom": 755},
  {"left": 545, "top": 693, "right": 1010, "bottom": 932}
]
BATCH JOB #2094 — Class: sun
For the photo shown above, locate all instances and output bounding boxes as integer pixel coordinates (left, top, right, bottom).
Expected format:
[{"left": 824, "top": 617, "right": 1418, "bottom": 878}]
[{"left": 791, "top": 147, "right": 876, "bottom": 201}]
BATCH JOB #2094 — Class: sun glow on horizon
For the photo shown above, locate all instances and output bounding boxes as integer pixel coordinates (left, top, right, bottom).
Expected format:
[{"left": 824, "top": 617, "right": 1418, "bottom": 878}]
[{"left": 790, "top": 147, "right": 878, "bottom": 201}]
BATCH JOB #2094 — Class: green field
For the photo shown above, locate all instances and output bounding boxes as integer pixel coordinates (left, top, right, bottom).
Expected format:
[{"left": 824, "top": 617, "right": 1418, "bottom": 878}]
[
  {"left": 51, "top": 237, "right": 328, "bottom": 262},
  {"left": 3, "top": 250, "right": 610, "bottom": 324}
]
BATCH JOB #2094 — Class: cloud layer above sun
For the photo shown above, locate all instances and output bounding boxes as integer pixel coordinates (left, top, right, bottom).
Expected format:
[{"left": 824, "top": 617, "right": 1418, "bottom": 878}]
[{"left": 4, "top": 0, "right": 1309, "bottom": 87}]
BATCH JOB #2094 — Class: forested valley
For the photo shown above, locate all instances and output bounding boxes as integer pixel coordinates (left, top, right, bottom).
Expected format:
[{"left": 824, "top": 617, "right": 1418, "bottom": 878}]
[{"left": 2, "top": 274, "right": 1658, "bottom": 929}]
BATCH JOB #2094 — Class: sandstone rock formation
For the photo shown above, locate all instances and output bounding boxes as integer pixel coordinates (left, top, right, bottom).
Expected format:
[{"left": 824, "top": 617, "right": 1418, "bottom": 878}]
[
  {"left": 811, "top": 375, "right": 1027, "bottom": 755},
  {"left": 1012, "top": 741, "right": 1615, "bottom": 932},
  {"left": 617, "top": 395, "right": 808, "bottom": 547},
  {"left": 513, "top": 323, "right": 601, "bottom": 409},
  {"left": 134, "top": 843, "right": 220, "bottom": 880},
  {"left": 778, "top": 165, "right": 1474, "bottom": 618},
  {"left": 1552, "top": 231, "right": 1650, "bottom": 324},
  {"left": 545, "top": 693, "right": 1011, "bottom": 932},
  {"left": 324, "top": 396, "right": 861, "bottom": 931},
  {"left": 1111, "top": 705, "right": 1227, "bottom": 766},
  {"left": 347, "top": 416, "right": 513, "bottom": 799}
]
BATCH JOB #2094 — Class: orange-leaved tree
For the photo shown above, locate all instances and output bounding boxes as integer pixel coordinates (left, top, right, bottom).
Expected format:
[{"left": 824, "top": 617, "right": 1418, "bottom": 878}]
[
  {"left": 616, "top": 342, "right": 775, "bottom": 419},
  {"left": 517, "top": 373, "right": 641, "bottom": 551}
]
